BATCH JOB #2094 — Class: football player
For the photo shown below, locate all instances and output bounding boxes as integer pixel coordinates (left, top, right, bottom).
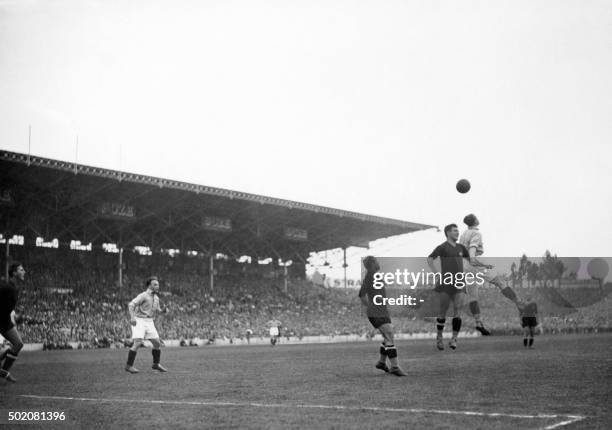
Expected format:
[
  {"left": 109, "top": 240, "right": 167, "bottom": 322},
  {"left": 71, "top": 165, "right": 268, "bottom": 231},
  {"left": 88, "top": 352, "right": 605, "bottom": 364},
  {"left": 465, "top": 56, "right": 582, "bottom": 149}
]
[
  {"left": 125, "top": 276, "right": 168, "bottom": 373},
  {"left": 268, "top": 319, "right": 281, "bottom": 346},
  {"left": 518, "top": 297, "right": 538, "bottom": 348},
  {"left": 358, "top": 256, "right": 407, "bottom": 376},
  {"left": 460, "top": 214, "right": 522, "bottom": 335},
  {"left": 427, "top": 224, "right": 468, "bottom": 350},
  {"left": 0, "top": 263, "right": 26, "bottom": 383}
]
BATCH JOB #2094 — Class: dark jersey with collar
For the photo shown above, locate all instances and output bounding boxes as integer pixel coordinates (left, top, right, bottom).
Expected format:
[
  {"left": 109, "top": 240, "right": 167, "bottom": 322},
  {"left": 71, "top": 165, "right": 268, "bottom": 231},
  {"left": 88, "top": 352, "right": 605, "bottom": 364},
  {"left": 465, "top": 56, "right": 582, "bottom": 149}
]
[
  {"left": 428, "top": 241, "right": 469, "bottom": 275},
  {"left": 358, "top": 271, "right": 389, "bottom": 318},
  {"left": 0, "top": 279, "right": 18, "bottom": 318},
  {"left": 520, "top": 302, "right": 538, "bottom": 318}
]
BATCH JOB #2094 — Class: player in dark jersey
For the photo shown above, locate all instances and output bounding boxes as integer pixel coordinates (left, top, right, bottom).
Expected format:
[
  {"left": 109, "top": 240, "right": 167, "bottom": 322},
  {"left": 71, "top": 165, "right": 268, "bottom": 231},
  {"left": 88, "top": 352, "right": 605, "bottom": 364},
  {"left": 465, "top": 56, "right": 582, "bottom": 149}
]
[
  {"left": 427, "top": 224, "right": 468, "bottom": 351},
  {"left": 518, "top": 298, "right": 538, "bottom": 348},
  {"left": 358, "top": 256, "right": 407, "bottom": 376},
  {"left": 0, "top": 262, "right": 26, "bottom": 383}
]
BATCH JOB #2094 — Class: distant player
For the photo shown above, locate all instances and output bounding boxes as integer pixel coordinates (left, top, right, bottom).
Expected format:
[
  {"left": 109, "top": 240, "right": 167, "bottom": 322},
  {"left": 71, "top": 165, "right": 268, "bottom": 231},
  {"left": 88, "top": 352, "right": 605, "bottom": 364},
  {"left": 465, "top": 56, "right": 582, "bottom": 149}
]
[
  {"left": 268, "top": 319, "right": 281, "bottom": 346},
  {"left": 460, "top": 214, "right": 522, "bottom": 335},
  {"left": 518, "top": 298, "right": 538, "bottom": 348},
  {"left": 125, "top": 276, "right": 168, "bottom": 373},
  {"left": 358, "top": 256, "right": 407, "bottom": 376},
  {"left": 0, "top": 263, "right": 26, "bottom": 383},
  {"left": 427, "top": 224, "right": 468, "bottom": 350}
]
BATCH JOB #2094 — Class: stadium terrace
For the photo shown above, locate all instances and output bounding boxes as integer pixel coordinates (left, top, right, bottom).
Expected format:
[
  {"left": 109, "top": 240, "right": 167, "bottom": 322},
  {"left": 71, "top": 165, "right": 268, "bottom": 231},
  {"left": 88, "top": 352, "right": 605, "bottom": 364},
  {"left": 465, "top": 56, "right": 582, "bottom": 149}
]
[{"left": 0, "top": 150, "right": 436, "bottom": 285}]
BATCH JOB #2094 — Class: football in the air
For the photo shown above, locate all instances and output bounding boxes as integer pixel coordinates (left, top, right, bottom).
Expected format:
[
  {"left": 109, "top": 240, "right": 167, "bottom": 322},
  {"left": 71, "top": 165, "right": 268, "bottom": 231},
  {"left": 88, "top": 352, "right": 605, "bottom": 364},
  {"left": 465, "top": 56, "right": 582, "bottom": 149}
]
[{"left": 456, "top": 179, "right": 471, "bottom": 193}]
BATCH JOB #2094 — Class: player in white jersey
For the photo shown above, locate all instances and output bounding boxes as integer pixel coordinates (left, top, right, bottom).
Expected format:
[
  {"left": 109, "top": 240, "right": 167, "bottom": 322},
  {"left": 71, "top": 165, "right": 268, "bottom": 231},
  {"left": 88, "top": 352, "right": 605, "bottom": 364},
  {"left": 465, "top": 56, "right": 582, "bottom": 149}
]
[
  {"left": 125, "top": 277, "right": 168, "bottom": 373},
  {"left": 268, "top": 319, "right": 281, "bottom": 346},
  {"left": 460, "top": 214, "right": 522, "bottom": 335}
]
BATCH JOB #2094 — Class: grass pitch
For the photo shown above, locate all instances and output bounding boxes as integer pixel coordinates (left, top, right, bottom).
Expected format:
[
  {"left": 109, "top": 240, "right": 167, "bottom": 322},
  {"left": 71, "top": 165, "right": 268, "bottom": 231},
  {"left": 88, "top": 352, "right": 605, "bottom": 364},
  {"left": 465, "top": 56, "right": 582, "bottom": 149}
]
[{"left": 1, "top": 334, "right": 611, "bottom": 429}]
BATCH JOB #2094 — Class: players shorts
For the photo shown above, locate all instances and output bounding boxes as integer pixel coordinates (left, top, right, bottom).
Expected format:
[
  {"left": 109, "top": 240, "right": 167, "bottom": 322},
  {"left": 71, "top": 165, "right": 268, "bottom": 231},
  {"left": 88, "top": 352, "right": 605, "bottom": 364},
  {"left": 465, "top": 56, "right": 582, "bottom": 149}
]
[
  {"left": 462, "top": 260, "right": 503, "bottom": 300},
  {"left": 269, "top": 327, "right": 279, "bottom": 337},
  {"left": 434, "top": 283, "right": 464, "bottom": 295},
  {"left": 521, "top": 317, "right": 538, "bottom": 328},
  {"left": 463, "top": 260, "right": 502, "bottom": 283},
  {"left": 131, "top": 317, "right": 159, "bottom": 340},
  {"left": 368, "top": 316, "right": 392, "bottom": 329}
]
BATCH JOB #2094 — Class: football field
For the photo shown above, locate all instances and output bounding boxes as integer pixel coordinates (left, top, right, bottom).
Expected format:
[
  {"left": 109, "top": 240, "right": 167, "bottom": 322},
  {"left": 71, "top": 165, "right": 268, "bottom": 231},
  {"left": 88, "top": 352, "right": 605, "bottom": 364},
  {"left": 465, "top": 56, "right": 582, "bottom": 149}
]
[{"left": 1, "top": 334, "right": 611, "bottom": 429}]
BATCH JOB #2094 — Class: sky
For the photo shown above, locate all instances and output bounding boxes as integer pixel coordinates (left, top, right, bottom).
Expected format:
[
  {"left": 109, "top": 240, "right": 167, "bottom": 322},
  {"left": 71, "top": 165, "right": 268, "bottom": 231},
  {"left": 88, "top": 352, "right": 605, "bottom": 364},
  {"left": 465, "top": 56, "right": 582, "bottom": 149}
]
[{"left": 1, "top": 0, "right": 611, "bottom": 279}]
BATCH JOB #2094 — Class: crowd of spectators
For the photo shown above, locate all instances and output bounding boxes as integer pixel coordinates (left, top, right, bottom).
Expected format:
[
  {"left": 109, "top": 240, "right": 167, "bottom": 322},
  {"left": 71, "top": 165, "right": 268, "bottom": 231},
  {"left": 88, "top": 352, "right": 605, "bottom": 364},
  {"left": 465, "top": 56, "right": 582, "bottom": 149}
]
[{"left": 3, "top": 247, "right": 612, "bottom": 349}]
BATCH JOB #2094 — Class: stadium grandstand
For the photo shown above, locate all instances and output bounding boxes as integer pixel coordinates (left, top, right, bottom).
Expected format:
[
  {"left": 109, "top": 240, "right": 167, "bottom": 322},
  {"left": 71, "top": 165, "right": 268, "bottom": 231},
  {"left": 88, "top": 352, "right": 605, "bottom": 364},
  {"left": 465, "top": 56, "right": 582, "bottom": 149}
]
[
  {"left": 1, "top": 150, "right": 610, "bottom": 351},
  {"left": 0, "top": 149, "right": 439, "bottom": 348},
  {"left": 0, "top": 149, "right": 435, "bottom": 281}
]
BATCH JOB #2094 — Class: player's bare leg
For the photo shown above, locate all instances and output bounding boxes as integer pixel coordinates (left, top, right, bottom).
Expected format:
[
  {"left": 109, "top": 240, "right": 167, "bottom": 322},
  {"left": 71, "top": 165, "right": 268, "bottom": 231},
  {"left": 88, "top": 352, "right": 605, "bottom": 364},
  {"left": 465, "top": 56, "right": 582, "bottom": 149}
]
[
  {"left": 375, "top": 349, "right": 389, "bottom": 372},
  {"left": 375, "top": 341, "right": 389, "bottom": 372},
  {"left": 0, "top": 344, "right": 10, "bottom": 362},
  {"left": 150, "top": 338, "right": 167, "bottom": 372},
  {"left": 522, "top": 327, "right": 530, "bottom": 348},
  {"left": 528, "top": 327, "right": 535, "bottom": 348},
  {"left": 375, "top": 324, "right": 390, "bottom": 371},
  {"left": 468, "top": 300, "right": 490, "bottom": 335},
  {"left": 126, "top": 339, "right": 143, "bottom": 373},
  {"left": 379, "top": 323, "right": 406, "bottom": 376},
  {"left": 464, "top": 282, "right": 490, "bottom": 336},
  {"left": 490, "top": 276, "right": 522, "bottom": 310},
  {"left": 436, "top": 292, "right": 451, "bottom": 350},
  {"left": 0, "top": 328, "right": 23, "bottom": 383},
  {"left": 435, "top": 318, "right": 446, "bottom": 350},
  {"left": 449, "top": 293, "right": 463, "bottom": 350}
]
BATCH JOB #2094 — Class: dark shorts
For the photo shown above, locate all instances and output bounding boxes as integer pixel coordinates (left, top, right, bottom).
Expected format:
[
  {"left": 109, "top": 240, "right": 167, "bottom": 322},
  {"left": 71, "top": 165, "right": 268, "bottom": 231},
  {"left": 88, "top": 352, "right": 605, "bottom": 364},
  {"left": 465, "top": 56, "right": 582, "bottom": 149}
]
[
  {"left": 521, "top": 316, "right": 538, "bottom": 328},
  {"left": 368, "top": 316, "right": 392, "bottom": 329},
  {"left": 434, "top": 283, "right": 464, "bottom": 295}
]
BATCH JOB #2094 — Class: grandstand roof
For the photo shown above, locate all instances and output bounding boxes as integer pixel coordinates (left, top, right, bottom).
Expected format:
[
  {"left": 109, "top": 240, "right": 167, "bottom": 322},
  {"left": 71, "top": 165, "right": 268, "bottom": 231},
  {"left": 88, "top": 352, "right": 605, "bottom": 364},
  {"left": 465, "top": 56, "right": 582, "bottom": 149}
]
[{"left": 0, "top": 150, "right": 436, "bottom": 261}]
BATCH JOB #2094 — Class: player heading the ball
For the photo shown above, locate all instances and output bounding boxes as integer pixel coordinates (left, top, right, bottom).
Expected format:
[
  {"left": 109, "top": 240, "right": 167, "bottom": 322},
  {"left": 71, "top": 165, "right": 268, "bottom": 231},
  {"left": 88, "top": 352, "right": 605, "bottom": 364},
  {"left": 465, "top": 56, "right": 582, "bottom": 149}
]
[{"left": 460, "top": 214, "right": 523, "bottom": 335}]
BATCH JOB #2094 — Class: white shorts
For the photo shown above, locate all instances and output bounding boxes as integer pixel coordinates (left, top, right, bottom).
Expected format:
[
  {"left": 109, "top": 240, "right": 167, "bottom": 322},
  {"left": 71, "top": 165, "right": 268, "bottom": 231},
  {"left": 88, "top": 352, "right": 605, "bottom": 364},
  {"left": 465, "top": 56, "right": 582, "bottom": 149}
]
[
  {"left": 269, "top": 327, "right": 279, "bottom": 337},
  {"left": 131, "top": 318, "right": 159, "bottom": 340},
  {"left": 463, "top": 260, "right": 502, "bottom": 299}
]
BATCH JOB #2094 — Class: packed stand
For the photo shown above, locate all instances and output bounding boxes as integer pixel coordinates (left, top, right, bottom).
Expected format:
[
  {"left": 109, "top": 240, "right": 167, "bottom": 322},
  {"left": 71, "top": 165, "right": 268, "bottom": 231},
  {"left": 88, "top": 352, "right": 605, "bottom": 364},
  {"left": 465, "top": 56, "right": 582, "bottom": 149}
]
[{"left": 3, "top": 247, "right": 612, "bottom": 348}]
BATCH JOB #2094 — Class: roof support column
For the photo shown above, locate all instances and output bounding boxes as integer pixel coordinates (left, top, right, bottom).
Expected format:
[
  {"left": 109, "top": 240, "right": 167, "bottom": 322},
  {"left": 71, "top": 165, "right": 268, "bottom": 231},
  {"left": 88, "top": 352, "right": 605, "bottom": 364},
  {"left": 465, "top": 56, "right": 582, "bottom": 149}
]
[
  {"left": 118, "top": 247, "right": 123, "bottom": 288},
  {"left": 209, "top": 253, "right": 214, "bottom": 292},
  {"left": 343, "top": 247, "right": 347, "bottom": 289},
  {"left": 209, "top": 239, "right": 214, "bottom": 292},
  {"left": 284, "top": 264, "right": 288, "bottom": 295},
  {"left": 4, "top": 237, "right": 9, "bottom": 282}
]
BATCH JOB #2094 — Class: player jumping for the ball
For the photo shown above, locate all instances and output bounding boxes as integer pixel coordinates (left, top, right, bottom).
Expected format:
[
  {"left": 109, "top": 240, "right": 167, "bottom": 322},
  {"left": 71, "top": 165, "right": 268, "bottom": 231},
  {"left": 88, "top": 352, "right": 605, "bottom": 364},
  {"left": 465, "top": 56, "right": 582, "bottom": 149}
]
[
  {"left": 460, "top": 214, "right": 522, "bottom": 335},
  {"left": 427, "top": 224, "right": 467, "bottom": 350},
  {"left": 0, "top": 263, "right": 26, "bottom": 383},
  {"left": 358, "top": 256, "right": 407, "bottom": 376},
  {"left": 125, "top": 276, "right": 168, "bottom": 373}
]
